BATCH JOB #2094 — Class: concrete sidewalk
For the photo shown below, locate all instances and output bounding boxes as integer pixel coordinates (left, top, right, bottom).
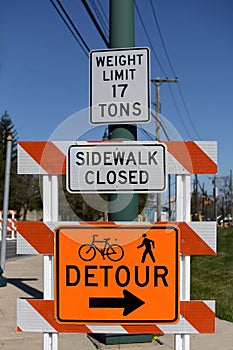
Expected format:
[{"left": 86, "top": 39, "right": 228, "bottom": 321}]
[{"left": 0, "top": 255, "right": 232, "bottom": 350}]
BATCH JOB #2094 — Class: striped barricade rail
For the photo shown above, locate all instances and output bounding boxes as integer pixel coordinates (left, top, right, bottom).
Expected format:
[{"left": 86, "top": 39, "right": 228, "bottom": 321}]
[
  {"left": 18, "top": 140, "right": 217, "bottom": 175},
  {"left": 17, "top": 221, "right": 216, "bottom": 256},
  {"left": 17, "top": 299, "right": 215, "bottom": 334},
  {"left": 0, "top": 210, "right": 17, "bottom": 239}
]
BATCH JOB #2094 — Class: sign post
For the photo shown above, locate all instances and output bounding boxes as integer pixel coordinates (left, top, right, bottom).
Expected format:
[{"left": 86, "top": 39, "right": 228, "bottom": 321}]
[{"left": 107, "top": 0, "right": 139, "bottom": 224}]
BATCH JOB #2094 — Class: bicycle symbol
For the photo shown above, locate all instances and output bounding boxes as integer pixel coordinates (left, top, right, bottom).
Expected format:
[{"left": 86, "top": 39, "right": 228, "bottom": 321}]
[{"left": 78, "top": 234, "right": 124, "bottom": 262}]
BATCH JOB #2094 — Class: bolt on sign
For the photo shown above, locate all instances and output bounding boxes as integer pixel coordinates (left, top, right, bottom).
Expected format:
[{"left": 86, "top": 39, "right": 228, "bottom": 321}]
[
  {"left": 54, "top": 223, "right": 180, "bottom": 324},
  {"left": 67, "top": 141, "right": 167, "bottom": 193},
  {"left": 90, "top": 47, "right": 150, "bottom": 124}
]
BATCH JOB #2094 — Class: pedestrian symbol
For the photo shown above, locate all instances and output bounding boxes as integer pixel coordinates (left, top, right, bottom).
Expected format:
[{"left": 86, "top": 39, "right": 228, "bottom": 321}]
[{"left": 137, "top": 233, "right": 156, "bottom": 263}]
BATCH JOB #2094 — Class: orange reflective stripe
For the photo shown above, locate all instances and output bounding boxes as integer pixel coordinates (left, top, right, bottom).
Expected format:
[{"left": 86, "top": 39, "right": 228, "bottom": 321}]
[
  {"left": 181, "top": 301, "right": 215, "bottom": 333},
  {"left": 27, "top": 300, "right": 89, "bottom": 333},
  {"left": 163, "top": 141, "right": 217, "bottom": 174},
  {"left": 19, "top": 141, "right": 66, "bottom": 174},
  {"left": 20, "top": 299, "right": 215, "bottom": 334},
  {"left": 17, "top": 222, "right": 54, "bottom": 254},
  {"left": 17, "top": 221, "right": 216, "bottom": 255},
  {"left": 179, "top": 222, "right": 216, "bottom": 255}
]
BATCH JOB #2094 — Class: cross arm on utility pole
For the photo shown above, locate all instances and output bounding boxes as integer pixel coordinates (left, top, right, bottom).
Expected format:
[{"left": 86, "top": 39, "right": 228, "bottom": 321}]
[{"left": 151, "top": 78, "right": 178, "bottom": 84}]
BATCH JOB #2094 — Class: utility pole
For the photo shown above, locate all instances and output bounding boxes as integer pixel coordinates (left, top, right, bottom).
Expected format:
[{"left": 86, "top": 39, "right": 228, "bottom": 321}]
[
  {"left": 151, "top": 78, "right": 178, "bottom": 221},
  {"left": 212, "top": 176, "right": 217, "bottom": 220},
  {"left": 209, "top": 175, "right": 225, "bottom": 220},
  {"left": 192, "top": 174, "right": 198, "bottom": 220}
]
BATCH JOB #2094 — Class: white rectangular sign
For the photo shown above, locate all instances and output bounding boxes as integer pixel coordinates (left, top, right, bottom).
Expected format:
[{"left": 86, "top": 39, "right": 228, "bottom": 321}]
[
  {"left": 90, "top": 47, "right": 150, "bottom": 124},
  {"left": 67, "top": 142, "right": 166, "bottom": 193}
]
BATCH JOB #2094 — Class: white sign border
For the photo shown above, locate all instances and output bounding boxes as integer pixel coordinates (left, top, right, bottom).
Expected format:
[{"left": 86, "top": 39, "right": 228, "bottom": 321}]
[
  {"left": 66, "top": 141, "right": 167, "bottom": 194},
  {"left": 89, "top": 47, "right": 150, "bottom": 125}
]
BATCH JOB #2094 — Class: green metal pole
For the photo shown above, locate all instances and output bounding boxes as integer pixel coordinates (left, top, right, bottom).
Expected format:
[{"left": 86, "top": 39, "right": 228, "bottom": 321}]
[
  {"left": 101, "top": 6, "right": 153, "bottom": 344},
  {"left": 108, "top": 0, "right": 138, "bottom": 221}
]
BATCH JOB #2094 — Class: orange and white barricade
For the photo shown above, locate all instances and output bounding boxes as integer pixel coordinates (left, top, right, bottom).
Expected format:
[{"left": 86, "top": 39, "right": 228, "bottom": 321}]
[
  {"left": 0, "top": 210, "right": 17, "bottom": 240},
  {"left": 17, "top": 140, "right": 217, "bottom": 350}
]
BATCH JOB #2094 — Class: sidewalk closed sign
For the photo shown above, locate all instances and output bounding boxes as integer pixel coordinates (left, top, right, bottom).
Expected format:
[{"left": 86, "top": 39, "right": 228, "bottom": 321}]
[
  {"left": 90, "top": 47, "right": 150, "bottom": 124},
  {"left": 67, "top": 141, "right": 167, "bottom": 193},
  {"left": 55, "top": 223, "right": 180, "bottom": 324}
]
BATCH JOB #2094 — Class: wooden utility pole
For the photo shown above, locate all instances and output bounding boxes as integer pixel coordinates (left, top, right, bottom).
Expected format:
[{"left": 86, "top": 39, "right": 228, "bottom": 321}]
[
  {"left": 209, "top": 175, "right": 225, "bottom": 220},
  {"left": 193, "top": 174, "right": 198, "bottom": 220},
  {"left": 211, "top": 176, "right": 218, "bottom": 220},
  {"left": 151, "top": 78, "right": 178, "bottom": 221}
]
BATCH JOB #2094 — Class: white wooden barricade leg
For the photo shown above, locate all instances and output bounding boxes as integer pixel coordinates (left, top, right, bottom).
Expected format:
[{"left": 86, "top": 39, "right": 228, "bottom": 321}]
[
  {"left": 43, "top": 175, "right": 59, "bottom": 350},
  {"left": 175, "top": 174, "right": 191, "bottom": 350}
]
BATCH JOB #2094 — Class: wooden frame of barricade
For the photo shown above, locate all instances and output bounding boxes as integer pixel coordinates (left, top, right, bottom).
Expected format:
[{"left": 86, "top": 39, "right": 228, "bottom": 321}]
[{"left": 17, "top": 140, "right": 217, "bottom": 350}]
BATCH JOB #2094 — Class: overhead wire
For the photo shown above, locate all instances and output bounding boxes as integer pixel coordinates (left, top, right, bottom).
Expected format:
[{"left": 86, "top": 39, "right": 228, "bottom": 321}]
[
  {"left": 50, "top": 0, "right": 201, "bottom": 140},
  {"left": 138, "top": 125, "right": 155, "bottom": 141},
  {"left": 138, "top": 113, "right": 171, "bottom": 142},
  {"left": 177, "top": 84, "right": 201, "bottom": 140},
  {"left": 89, "top": 0, "right": 109, "bottom": 38},
  {"left": 151, "top": 112, "right": 171, "bottom": 140},
  {"left": 96, "top": 0, "right": 109, "bottom": 26},
  {"left": 135, "top": 1, "right": 192, "bottom": 138},
  {"left": 135, "top": 1, "right": 168, "bottom": 77},
  {"left": 49, "top": 0, "right": 90, "bottom": 57},
  {"left": 167, "top": 84, "right": 193, "bottom": 139},
  {"left": 81, "top": 0, "right": 109, "bottom": 47},
  {"left": 148, "top": 0, "right": 201, "bottom": 140},
  {"left": 149, "top": 0, "right": 177, "bottom": 77}
]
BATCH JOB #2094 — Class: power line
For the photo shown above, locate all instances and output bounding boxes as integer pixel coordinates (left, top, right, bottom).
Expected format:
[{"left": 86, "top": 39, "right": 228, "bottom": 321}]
[
  {"left": 145, "top": 0, "right": 201, "bottom": 140},
  {"left": 51, "top": 0, "right": 201, "bottom": 141},
  {"left": 89, "top": 0, "right": 109, "bottom": 38},
  {"left": 49, "top": 0, "right": 90, "bottom": 57},
  {"left": 96, "top": 0, "right": 109, "bottom": 26},
  {"left": 135, "top": 1, "right": 191, "bottom": 138},
  {"left": 135, "top": 1, "right": 168, "bottom": 76},
  {"left": 150, "top": 111, "right": 171, "bottom": 141},
  {"left": 167, "top": 84, "right": 193, "bottom": 139},
  {"left": 81, "top": 0, "right": 109, "bottom": 47},
  {"left": 177, "top": 84, "right": 201, "bottom": 140},
  {"left": 138, "top": 125, "right": 155, "bottom": 141},
  {"left": 149, "top": 0, "right": 177, "bottom": 78}
]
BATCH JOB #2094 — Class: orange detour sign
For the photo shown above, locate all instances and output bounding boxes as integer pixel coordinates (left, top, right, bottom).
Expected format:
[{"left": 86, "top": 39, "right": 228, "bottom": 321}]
[{"left": 54, "top": 223, "right": 180, "bottom": 324}]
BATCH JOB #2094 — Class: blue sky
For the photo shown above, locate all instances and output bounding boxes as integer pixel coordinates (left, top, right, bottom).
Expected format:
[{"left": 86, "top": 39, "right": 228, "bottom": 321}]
[{"left": 1, "top": 0, "right": 233, "bottom": 182}]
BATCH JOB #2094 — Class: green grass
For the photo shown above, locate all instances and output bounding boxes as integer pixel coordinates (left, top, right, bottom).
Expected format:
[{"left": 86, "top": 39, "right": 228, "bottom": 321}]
[{"left": 191, "top": 227, "right": 233, "bottom": 322}]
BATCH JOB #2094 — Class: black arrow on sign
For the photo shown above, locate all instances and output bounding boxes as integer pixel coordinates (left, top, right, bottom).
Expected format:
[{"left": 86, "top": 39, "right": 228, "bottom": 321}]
[{"left": 89, "top": 289, "right": 145, "bottom": 316}]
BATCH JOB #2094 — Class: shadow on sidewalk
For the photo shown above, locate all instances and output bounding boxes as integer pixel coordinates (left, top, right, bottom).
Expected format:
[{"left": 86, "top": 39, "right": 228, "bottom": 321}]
[{"left": 7, "top": 278, "right": 43, "bottom": 299}]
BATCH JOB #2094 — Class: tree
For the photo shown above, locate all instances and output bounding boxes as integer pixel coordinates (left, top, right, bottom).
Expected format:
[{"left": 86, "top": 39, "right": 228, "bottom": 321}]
[
  {"left": 0, "top": 111, "right": 18, "bottom": 210},
  {"left": 0, "top": 111, "right": 42, "bottom": 219},
  {"left": 14, "top": 175, "right": 42, "bottom": 220}
]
